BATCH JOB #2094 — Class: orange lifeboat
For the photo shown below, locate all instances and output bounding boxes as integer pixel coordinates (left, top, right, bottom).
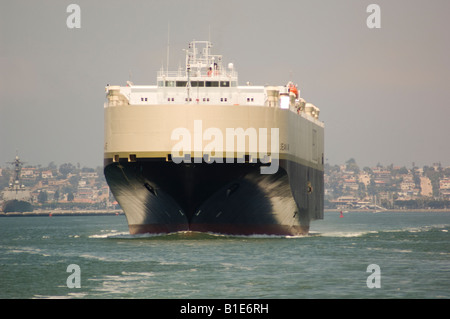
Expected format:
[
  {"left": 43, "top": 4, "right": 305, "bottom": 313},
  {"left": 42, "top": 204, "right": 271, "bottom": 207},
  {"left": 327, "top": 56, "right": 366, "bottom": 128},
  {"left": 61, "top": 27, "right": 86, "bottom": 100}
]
[{"left": 289, "top": 84, "right": 298, "bottom": 98}]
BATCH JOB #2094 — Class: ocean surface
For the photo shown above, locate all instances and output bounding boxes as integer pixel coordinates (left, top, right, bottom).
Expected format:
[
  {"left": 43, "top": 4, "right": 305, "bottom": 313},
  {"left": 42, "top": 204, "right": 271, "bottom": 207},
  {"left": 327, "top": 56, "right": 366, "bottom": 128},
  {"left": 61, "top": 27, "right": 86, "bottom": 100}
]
[{"left": 0, "top": 210, "right": 449, "bottom": 299}]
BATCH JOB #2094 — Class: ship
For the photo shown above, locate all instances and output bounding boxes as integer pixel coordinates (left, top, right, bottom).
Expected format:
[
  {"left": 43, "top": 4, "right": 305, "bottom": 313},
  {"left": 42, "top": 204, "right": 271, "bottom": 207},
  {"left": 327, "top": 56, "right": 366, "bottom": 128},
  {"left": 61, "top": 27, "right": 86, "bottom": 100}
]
[
  {"left": 104, "top": 40, "right": 324, "bottom": 236},
  {"left": 2, "top": 155, "right": 33, "bottom": 213}
]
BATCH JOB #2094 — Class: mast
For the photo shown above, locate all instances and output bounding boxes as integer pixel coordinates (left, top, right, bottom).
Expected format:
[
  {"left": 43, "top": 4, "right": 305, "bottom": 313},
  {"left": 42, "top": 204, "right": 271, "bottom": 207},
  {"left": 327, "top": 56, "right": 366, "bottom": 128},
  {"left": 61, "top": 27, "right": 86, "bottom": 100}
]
[
  {"left": 8, "top": 155, "right": 23, "bottom": 186},
  {"left": 6, "top": 154, "right": 26, "bottom": 193},
  {"left": 166, "top": 23, "right": 170, "bottom": 74}
]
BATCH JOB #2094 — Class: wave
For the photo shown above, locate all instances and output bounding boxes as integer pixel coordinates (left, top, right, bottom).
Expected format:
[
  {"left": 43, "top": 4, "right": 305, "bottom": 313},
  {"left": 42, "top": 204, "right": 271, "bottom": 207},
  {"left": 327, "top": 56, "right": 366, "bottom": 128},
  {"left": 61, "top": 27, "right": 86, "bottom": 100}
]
[
  {"left": 311, "top": 224, "right": 449, "bottom": 239},
  {"left": 88, "top": 230, "right": 306, "bottom": 240},
  {"left": 88, "top": 231, "right": 134, "bottom": 239},
  {"left": 87, "top": 223, "right": 449, "bottom": 241},
  {"left": 121, "top": 271, "right": 155, "bottom": 277},
  {"left": 86, "top": 230, "right": 383, "bottom": 240},
  {"left": 308, "top": 230, "right": 379, "bottom": 238},
  {"left": 383, "top": 224, "right": 449, "bottom": 234},
  {"left": 89, "top": 231, "right": 180, "bottom": 239},
  {"left": 79, "top": 253, "right": 111, "bottom": 261},
  {"left": 4, "top": 246, "right": 52, "bottom": 257},
  {"left": 33, "top": 293, "right": 88, "bottom": 299}
]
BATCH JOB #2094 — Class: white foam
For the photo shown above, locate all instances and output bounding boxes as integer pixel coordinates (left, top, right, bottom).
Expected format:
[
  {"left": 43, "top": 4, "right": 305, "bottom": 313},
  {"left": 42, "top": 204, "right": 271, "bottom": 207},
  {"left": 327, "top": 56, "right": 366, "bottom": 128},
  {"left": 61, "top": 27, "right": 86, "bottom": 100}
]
[
  {"left": 88, "top": 229, "right": 189, "bottom": 239},
  {"left": 88, "top": 231, "right": 132, "bottom": 239},
  {"left": 79, "top": 254, "right": 109, "bottom": 261},
  {"left": 121, "top": 271, "right": 155, "bottom": 277},
  {"left": 8, "top": 246, "right": 51, "bottom": 257},
  {"left": 203, "top": 232, "right": 308, "bottom": 239},
  {"left": 314, "top": 230, "right": 378, "bottom": 238}
]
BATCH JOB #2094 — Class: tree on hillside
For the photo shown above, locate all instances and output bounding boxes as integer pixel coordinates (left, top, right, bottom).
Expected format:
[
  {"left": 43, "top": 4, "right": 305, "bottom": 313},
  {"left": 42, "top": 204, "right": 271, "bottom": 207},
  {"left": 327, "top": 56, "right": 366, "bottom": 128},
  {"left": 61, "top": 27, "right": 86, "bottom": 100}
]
[
  {"left": 59, "top": 163, "right": 76, "bottom": 177},
  {"left": 54, "top": 189, "right": 60, "bottom": 202},
  {"left": 47, "top": 162, "right": 57, "bottom": 171},
  {"left": 423, "top": 166, "right": 440, "bottom": 197},
  {"left": 67, "top": 192, "right": 74, "bottom": 202},
  {"left": 69, "top": 175, "right": 80, "bottom": 188},
  {"left": 363, "top": 167, "right": 372, "bottom": 174},
  {"left": 38, "top": 190, "right": 48, "bottom": 204},
  {"left": 346, "top": 158, "right": 360, "bottom": 173}
]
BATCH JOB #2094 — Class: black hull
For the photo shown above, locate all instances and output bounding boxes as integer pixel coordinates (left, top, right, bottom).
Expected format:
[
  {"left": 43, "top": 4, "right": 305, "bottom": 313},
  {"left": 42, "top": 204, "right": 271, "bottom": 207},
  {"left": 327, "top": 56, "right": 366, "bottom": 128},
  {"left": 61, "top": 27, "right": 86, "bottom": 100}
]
[
  {"left": 2, "top": 200, "right": 33, "bottom": 213},
  {"left": 104, "top": 157, "right": 323, "bottom": 236}
]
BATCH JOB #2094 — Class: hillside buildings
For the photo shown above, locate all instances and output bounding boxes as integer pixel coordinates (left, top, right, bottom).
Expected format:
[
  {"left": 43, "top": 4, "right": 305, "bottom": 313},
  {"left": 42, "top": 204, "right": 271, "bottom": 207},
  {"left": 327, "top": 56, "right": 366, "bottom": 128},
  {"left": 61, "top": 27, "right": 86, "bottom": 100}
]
[
  {"left": 1, "top": 160, "right": 449, "bottom": 211},
  {"left": 0, "top": 164, "right": 115, "bottom": 211},
  {"left": 325, "top": 160, "right": 450, "bottom": 210}
]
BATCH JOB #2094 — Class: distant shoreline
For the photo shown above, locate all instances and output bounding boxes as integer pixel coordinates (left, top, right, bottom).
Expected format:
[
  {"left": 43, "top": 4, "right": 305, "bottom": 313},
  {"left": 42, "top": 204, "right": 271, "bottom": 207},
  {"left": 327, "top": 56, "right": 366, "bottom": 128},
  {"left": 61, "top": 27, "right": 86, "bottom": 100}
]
[
  {"left": 1, "top": 208, "right": 449, "bottom": 217},
  {"left": 0, "top": 209, "right": 124, "bottom": 217},
  {"left": 325, "top": 208, "right": 450, "bottom": 213}
]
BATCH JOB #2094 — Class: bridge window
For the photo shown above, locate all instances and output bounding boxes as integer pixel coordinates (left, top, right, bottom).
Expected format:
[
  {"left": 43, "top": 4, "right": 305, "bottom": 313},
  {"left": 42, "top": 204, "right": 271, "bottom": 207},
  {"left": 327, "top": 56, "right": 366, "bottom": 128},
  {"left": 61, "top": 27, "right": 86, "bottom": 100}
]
[
  {"left": 220, "top": 81, "right": 230, "bottom": 87},
  {"left": 205, "top": 81, "right": 219, "bottom": 87},
  {"left": 191, "top": 81, "right": 204, "bottom": 87},
  {"left": 165, "top": 81, "right": 175, "bottom": 87},
  {"left": 176, "top": 81, "right": 187, "bottom": 87}
]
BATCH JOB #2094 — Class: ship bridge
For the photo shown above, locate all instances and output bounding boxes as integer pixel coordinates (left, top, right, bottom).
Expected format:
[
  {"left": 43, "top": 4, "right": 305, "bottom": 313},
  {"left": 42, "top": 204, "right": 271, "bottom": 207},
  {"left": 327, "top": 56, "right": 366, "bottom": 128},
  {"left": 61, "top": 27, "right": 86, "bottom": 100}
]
[{"left": 157, "top": 40, "right": 238, "bottom": 87}]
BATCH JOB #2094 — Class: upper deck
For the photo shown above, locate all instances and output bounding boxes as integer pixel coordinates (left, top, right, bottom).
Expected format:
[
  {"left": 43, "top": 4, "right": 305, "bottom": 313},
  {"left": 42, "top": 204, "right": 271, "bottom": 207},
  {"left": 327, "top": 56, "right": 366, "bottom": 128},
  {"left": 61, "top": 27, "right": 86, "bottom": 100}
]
[
  {"left": 158, "top": 40, "right": 238, "bottom": 83},
  {"left": 105, "top": 40, "right": 322, "bottom": 126}
]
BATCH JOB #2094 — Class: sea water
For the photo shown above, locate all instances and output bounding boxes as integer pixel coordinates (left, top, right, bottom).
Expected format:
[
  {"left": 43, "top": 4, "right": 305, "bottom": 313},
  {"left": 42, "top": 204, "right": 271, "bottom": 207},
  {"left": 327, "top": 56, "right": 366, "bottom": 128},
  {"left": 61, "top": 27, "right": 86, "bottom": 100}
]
[{"left": 0, "top": 211, "right": 449, "bottom": 299}]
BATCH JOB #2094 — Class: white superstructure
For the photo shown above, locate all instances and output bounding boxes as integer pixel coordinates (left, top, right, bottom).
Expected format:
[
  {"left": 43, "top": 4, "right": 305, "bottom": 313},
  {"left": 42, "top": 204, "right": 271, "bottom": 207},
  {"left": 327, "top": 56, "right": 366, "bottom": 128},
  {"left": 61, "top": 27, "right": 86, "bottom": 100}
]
[{"left": 106, "top": 40, "right": 321, "bottom": 124}]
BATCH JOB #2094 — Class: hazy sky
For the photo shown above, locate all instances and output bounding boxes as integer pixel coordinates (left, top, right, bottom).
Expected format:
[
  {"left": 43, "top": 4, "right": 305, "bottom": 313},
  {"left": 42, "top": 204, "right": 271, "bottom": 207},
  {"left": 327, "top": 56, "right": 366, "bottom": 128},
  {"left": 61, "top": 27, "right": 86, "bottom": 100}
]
[{"left": 1, "top": 0, "right": 449, "bottom": 169}]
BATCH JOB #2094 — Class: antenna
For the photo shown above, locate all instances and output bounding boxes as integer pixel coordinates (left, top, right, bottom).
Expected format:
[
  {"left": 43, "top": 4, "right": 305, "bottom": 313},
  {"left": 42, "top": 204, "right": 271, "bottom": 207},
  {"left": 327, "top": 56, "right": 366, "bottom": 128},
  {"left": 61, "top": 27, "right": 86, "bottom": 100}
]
[
  {"left": 166, "top": 23, "right": 170, "bottom": 73},
  {"left": 208, "top": 25, "right": 211, "bottom": 43}
]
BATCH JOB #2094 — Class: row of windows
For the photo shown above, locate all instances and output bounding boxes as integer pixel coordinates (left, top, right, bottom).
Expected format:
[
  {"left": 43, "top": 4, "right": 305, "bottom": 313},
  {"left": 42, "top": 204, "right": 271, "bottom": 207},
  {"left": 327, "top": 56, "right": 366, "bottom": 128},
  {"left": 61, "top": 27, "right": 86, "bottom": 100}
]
[
  {"left": 164, "top": 97, "right": 255, "bottom": 103},
  {"left": 158, "top": 80, "right": 237, "bottom": 88},
  {"left": 140, "top": 97, "right": 255, "bottom": 103},
  {"left": 172, "top": 97, "right": 229, "bottom": 102},
  {"left": 183, "top": 98, "right": 213, "bottom": 102}
]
